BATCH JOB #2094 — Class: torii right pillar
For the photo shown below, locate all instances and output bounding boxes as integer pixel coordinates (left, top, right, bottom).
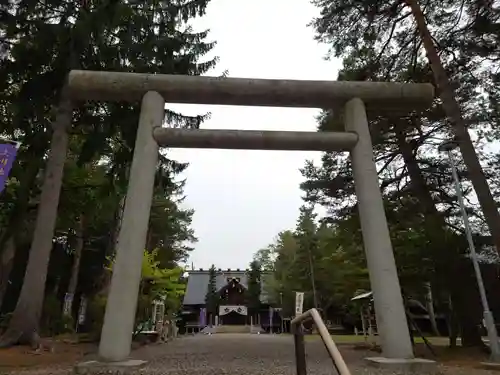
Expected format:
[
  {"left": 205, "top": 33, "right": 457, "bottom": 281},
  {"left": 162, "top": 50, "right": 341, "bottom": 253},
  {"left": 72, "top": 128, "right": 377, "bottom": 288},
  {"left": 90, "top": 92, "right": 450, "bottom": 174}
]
[{"left": 344, "top": 98, "right": 413, "bottom": 359}]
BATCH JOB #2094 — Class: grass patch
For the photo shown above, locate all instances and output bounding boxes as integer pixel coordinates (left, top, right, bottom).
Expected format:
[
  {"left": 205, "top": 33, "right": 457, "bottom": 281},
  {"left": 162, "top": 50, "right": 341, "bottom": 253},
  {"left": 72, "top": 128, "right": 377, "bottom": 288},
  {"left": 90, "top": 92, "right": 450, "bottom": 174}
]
[
  {"left": 304, "top": 334, "right": 453, "bottom": 346},
  {"left": 302, "top": 334, "right": 492, "bottom": 367},
  {"left": 304, "top": 334, "right": 365, "bottom": 343}
]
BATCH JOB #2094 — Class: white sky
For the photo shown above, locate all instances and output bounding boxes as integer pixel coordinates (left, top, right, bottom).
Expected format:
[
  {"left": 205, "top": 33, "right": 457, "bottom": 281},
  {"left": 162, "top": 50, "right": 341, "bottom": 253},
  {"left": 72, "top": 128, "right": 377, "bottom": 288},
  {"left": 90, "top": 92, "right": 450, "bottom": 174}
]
[{"left": 167, "top": 0, "right": 341, "bottom": 269}]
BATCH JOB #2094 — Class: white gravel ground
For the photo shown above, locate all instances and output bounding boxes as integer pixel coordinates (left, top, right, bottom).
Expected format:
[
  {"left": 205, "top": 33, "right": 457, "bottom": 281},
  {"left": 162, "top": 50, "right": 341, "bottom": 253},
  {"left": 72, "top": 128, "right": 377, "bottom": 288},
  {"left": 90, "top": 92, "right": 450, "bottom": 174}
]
[{"left": 5, "top": 333, "right": 500, "bottom": 375}]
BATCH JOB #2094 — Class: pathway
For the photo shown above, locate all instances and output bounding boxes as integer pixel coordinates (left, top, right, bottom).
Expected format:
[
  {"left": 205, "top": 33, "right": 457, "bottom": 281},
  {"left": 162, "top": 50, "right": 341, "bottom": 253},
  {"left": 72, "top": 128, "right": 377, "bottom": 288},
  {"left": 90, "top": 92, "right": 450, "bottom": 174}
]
[{"left": 5, "top": 333, "right": 500, "bottom": 374}]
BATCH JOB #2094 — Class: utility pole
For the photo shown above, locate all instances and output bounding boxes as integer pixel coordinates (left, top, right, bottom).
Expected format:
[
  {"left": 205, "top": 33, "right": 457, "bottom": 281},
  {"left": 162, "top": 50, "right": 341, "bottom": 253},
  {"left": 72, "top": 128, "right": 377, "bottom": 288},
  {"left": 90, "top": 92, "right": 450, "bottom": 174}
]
[{"left": 439, "top": 139, "right": 500, "bottom": 362}]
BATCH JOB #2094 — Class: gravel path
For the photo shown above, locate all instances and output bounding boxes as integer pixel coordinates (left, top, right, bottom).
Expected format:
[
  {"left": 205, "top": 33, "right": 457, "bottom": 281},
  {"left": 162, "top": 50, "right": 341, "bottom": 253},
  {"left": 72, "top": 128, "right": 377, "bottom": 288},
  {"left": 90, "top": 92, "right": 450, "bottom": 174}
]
[{"left": 6, "top": 333, "right": 500, "bottom": 374}]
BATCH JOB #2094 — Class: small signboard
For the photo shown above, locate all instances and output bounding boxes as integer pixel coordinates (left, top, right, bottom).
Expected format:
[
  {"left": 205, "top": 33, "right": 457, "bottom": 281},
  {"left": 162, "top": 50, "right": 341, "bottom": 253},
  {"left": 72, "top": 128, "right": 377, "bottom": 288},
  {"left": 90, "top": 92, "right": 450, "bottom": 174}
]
[
  {"left": 78, "top": 296, "right": 87, "bottom": 324},
  {"left": 295, "top": 292, "right": 304, "bottom": 316},
  {"left": 63, "top": 293, "right": 73, "bottom": 316}
]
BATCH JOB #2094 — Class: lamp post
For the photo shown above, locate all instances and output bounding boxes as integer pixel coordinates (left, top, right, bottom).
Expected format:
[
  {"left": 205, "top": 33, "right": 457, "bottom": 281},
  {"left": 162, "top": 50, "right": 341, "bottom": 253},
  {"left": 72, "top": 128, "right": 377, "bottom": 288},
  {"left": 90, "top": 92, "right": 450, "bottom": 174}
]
[{"left": 439, "top": 139, "right": 500, "bottom": 362}]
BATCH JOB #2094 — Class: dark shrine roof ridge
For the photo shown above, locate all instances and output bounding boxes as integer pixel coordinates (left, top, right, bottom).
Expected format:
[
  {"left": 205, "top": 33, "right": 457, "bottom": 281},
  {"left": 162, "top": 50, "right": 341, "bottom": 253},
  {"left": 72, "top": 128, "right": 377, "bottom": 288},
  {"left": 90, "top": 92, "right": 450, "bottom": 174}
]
[{"left": 187, "top": 268, "right": 271, "bottom": 275}]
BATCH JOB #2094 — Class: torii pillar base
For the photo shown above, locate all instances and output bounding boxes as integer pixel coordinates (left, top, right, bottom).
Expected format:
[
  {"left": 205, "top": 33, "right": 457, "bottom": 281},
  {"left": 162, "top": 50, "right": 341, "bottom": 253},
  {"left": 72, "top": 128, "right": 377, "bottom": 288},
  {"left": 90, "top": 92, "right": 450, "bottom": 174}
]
[
  {"left": 74, "top": 359, "right": 147, "bottom": 375},
  {"left": 366, "top": 357, "right": 437, "bottom": 374}
]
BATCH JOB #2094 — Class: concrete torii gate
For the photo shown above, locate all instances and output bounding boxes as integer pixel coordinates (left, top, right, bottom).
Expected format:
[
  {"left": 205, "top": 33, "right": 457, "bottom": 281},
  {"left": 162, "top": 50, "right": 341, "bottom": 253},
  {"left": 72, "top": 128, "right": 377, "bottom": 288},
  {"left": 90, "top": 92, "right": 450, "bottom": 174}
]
[{"left": 67, "top": 71, "right": 433, "bottom": 365}]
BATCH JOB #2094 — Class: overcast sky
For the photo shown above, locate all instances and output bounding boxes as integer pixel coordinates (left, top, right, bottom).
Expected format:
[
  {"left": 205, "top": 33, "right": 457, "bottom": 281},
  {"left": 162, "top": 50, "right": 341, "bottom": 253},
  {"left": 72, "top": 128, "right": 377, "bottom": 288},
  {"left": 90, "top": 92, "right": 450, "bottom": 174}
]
[{"left": 167, "top": 0, "right": 342, "bottom": 270}]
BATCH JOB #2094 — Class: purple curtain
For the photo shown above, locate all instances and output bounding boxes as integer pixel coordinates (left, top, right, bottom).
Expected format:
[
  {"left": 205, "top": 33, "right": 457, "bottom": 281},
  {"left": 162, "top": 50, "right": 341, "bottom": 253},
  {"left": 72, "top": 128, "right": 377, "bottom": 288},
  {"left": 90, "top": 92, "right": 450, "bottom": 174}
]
[
  {"left": 199, "top": 307, "right": 206, "bottom": 327},
  {"left": 269, "top": 307, "right": 273, "bottom": 329}
]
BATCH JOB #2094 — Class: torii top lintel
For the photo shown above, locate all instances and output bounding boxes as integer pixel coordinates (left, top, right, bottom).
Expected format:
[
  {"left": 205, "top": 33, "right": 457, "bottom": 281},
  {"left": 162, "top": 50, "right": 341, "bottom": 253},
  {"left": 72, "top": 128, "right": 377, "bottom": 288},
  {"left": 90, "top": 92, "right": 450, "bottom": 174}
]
[{"left": 67, "top": 70, "right": 434, "bottom": 113}]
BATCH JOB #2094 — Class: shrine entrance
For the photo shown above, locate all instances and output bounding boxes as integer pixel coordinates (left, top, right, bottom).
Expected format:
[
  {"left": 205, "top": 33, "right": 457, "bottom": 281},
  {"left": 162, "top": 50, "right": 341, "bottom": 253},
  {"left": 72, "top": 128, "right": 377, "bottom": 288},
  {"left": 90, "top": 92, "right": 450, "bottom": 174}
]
[
  {"left": 67, "top": 70, "right": 433, "bottom": 363},
  {"left": 218, "top": 277, "right": 247, "bottom": 325},
  {"left": 219, "top": 307, "right": 247, "bottom": 325}
]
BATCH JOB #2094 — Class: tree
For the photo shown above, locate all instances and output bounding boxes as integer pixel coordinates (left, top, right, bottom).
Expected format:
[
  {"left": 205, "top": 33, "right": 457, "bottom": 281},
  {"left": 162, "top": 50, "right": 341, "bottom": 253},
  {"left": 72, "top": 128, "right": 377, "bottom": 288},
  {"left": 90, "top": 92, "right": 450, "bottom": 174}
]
[
  {"left": 0, "top": 0, "right": 217, "bottom": 346},
  {"left": 147, "top": 182, "right": 198, "bottom": 268},
  {"left": 1, "top": 0, "right": 99, "bottom": 346},
  {"left": 263, "top": 231, "right": 299, "bottom": 317},
  {"left": 139, "top": 249, "right": 186, "bottom": 317},
  {"left": 106, "top": 248, "right": 185, "bottom": 334},
  {"left": 310, "top": 0, "right": 500, "bottom": 254},
  {"left": 253, "top": 246, "right": 275, "bottom": 272},
  {"left": 255, "top": 223, "right": 370, "bottom": 320},
  {"left": 205, "top": 265, "right": 218, "bottom": 326},
  {"left": 306, "top": 0, "right": 499, "bottom": 347},
  {"left": 246, "top": 260, "right": 261, "bottom": 321},
  {"left": 294, "top": 206, "right": 319, "bottom": 309},
  {"left": 404, "top": 0, "right": 500, "bottom": 256}
]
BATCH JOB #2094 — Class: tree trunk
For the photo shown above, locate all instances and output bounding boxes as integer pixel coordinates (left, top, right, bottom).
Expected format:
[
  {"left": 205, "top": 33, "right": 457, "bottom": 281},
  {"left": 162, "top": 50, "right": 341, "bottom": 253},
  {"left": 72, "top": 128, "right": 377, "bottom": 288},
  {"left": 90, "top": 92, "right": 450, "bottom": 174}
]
[
  {"left": 98, "top": 195, "right": 125, "bottom": 297},
  {"left": 424, "top": 282, "right": 440, "bottom": 336},
  {"left": 0, "top": 87, "right": 72, "bottom": 348},
  {"left": 394, "top": 124, "right": 483, "bottom": 346},
  {"left": 307, "top": 247, "right": 318, "bottom": 309},
  {"left": 0, "top": 237, "right": 16, "bottom": 311},
  {"left": 406, "top": 0, "right": 500, "bottom": 255},
  {"left": 447, "top": 295, "right": 458, "bottom": 348},
  {"left": 146, "top": 226, "right": 153, "bottom": 251},
  {"left": 0, "top": 156, "right": 43, "bottom": 304},
  {"left": 113, "top": 195, "right": 126, "bottom": 247},
  {"left": 64, "top": 214, "right": 84, "bottom": 316},
  {"left": 451, "top": 261, "right": 484, "bottom": 348},
  {"left": 395, "top": 126, "right": 439, "bottom": 217}
]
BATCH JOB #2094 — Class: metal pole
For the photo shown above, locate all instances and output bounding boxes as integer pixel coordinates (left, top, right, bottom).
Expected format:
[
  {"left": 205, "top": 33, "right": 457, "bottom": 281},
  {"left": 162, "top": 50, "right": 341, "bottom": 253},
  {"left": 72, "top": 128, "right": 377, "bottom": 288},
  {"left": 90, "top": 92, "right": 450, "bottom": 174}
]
[{"left": 446, "top": 149, "right": 500, "bottom": 362}]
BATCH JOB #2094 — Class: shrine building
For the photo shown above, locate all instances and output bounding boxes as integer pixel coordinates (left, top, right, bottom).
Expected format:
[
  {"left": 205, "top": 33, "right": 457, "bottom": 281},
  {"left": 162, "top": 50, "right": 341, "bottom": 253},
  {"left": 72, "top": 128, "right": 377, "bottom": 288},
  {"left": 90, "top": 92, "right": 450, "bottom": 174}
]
[{"left": 181, "top": 268, "right": 276, "bottom": 331}]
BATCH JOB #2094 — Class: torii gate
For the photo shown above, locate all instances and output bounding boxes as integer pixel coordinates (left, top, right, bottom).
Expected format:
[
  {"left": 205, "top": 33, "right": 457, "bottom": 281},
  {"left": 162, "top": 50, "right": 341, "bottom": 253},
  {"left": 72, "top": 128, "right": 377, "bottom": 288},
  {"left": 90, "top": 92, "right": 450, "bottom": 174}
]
[{"left": 67, "top": 71, "right": 433, "bottom": 365}]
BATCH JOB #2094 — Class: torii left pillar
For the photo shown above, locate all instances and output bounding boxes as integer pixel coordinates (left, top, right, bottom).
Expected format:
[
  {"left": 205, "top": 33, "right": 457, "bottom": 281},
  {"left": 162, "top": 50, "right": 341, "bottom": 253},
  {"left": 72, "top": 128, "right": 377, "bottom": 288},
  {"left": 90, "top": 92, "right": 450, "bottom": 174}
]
[{"left": 99, "top": 91, "right": 165, "bottom": 361}]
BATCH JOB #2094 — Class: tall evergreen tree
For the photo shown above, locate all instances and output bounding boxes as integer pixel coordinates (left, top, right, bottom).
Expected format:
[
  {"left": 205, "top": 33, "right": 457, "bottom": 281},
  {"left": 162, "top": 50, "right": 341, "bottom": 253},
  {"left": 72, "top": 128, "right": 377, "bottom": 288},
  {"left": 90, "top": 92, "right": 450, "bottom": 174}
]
[
  {"left": 294, "top": 206, "right": 319, "bottom": 309},
  {"left": 0, "top": 0, "right": 217, "bottom": 346},
  {"left": 253, "top": 246, "right": 275, "bottom": 272},
  {"left": 246, "top": 260, "right": 262, "bottom": 320},
  {"left": 205, "top": 265, "right": 218, "bottom": 325},
  {"left": 265, "top": 231, "right": 299, "bottom": 317},
  {"left": 310, "top": 0, "right": 500, "bottom": 255},
  {"left": 305, "top": 0, "right": 498, "bottom": 347}
]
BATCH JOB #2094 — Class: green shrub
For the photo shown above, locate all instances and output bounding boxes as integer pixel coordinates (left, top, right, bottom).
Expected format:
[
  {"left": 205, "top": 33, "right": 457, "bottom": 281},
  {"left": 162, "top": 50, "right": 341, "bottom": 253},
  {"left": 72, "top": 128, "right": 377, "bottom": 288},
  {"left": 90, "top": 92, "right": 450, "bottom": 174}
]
[
  {"left": 86, "top": 295, "right": 107, "bottom": 339},
  {"left": 41, "top": 294, "right": 75, "bottom": 335}
]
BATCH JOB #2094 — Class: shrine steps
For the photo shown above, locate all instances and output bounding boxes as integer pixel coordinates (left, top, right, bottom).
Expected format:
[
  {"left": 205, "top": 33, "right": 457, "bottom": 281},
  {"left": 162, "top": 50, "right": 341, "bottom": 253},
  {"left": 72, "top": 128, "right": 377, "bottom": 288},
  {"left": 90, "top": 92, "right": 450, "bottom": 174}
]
[
  {"left": 200, "top": 324, "right": 266, "bottom": 334},
  {"left": 214, "top": 325, "right": 250, "bottom": 334}
]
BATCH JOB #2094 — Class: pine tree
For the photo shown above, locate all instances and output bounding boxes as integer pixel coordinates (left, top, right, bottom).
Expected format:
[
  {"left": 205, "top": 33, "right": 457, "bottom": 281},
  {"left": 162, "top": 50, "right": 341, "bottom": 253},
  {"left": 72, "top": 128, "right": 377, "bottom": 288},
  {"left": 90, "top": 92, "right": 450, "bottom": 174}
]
[
  {"left": 246, "top": 260, "right": 262, "bottom": 320},
  {"left": 309, "top": 0, "right": 500, "bottom": 255},
  {"left": 293, "top": 206, "right": 319, "bottom": 309},
  {"left": 306, "top": 0, "right": 497, "bottom": 348},
  {"left": 0, "top": 0, "right": 217, "bottom": 347},
  {"left": 205, "top": 265, "right": 218, "bottom": 325}
]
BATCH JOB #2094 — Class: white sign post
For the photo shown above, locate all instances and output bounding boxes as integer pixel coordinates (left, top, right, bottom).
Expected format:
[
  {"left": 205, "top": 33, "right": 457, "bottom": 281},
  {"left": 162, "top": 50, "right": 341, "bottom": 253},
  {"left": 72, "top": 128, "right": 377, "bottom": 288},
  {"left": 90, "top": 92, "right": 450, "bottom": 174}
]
[
  {"left": 295, "top": 292, "right": 304, "bottom": 317},
  {"left": 78, "top": 296, "right": 87, "bottom": 324},
  {"left": 63, "top": 293, "right": 73, "bottom": 316}
]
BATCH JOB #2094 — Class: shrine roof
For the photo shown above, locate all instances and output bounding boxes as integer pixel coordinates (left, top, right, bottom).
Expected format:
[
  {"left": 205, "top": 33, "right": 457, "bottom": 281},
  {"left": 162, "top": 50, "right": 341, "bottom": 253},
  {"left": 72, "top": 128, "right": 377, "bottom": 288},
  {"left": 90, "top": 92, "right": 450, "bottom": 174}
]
[{"left": 183, "top": 269, "right": 271, "bottom": 305}]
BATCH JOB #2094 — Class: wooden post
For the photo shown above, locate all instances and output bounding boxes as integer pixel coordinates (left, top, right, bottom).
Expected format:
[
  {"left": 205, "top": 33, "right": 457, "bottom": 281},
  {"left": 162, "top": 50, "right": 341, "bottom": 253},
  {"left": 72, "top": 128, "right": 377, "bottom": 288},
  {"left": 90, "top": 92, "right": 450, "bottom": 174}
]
[{"left": 293, "top": 324, "right": 307, "bottom": 375}]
